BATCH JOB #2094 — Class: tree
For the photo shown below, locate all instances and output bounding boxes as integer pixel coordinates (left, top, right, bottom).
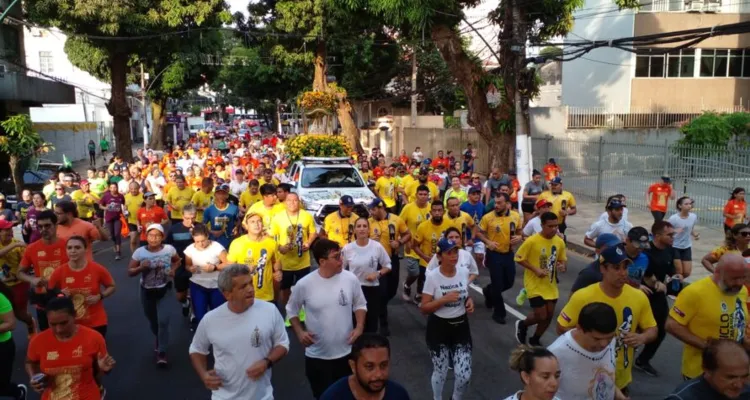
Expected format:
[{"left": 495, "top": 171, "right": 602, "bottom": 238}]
[
  {"left": 27, "top": 0, "right": 230, "bottom": 161},
  {"left": 0, "top": 115, "right": 53, "bottom": 196},
  {"left": 539, "top": 46, "right": 563, "bottom": 59}
]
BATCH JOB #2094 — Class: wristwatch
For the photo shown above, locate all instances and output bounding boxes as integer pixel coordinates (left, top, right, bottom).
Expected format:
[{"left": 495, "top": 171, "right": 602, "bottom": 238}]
[{"left": 264, "top": 357, "right": 273, "bottom": 369}]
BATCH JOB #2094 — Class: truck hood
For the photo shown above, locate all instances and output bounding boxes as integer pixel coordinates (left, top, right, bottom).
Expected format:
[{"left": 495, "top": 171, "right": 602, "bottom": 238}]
[{"left": 301, "top": 188, "right": 375, "bottom": 209}]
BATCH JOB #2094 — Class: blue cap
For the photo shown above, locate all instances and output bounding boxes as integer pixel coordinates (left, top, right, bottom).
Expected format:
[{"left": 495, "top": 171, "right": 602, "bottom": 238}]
[
  {"left": 595, "top": 233, "right": 621, "bottom": 249},
  {"left": 437, "top": 238, "right": 460, "bottom": 253},
  {"left": 599, "top": 244, "right": 631, "bottom": 265},
  {"left": 607, "top": 199, "right": 625, "bottom": 209},
  {"left": 340, "top": 195, "right": 355, "bottom": 206},
  {"left": 368, "top": 198, "right": 385, "bottom": 209},
  {"left": 550, "top": 177, "right": 563, "bottom": 184}
]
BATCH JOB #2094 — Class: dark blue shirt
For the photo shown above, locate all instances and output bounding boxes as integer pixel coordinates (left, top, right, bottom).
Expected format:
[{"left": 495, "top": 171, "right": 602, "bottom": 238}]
[
  {"left": 320, "top": 377, "right": 410, "bottom": 400},
  {"left": 665, "top": 376, "right": 750, "bottom": 400},
  {"left": 460, "top": 201, "right": 485, "bottom": 241},
  {"left": 166, "top": 222, "right": 193, "bottom": 256},
  {"left": 203, "top": 203, "right": 239, "bottom": 249}
]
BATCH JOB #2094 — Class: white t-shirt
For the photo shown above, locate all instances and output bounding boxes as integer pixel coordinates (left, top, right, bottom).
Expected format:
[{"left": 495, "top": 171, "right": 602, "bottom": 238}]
[
  {"left": 523, "top": 216, "right": 542, "bottom": 237},
  {"left": 131, "top": 245, "right": 177, "bottom": 289},
  {"left": 230, "top": 181, "right": 249, "bottom": 198},
  {"left": 176, "top": 158, "right": 194, "bottom": 173},
  {"left": 668, "top": 212, "right": 698, "bottom": 249},
  {"left": 503, "top": 392, "right": 561, "bottom": 400},
  {"left": 286, "top": 270, "right": 367, "bottom": 359},
  {"left": 189, "top": 301, "right": 290, "bottom": 400},
  {"left": 599, "top": 208, "right": 629, "bottom": 224},
  {"left": 422, "top": 267, "right": 471, "bottom": 319},
  {"left": 585, "top": 218, "right": 633, "bottom": 243},
  {"left": 342, "top": 240, "right": 392, "bottom": 287},
  {"left": 147, "top": 176, "right": 167, "bottom": 197},
  {"left": 547, "top": 330, "right": 617, "bottom": 400},
  {"left": 426, "top": 249, "right": 479, "bottom": 276},
  {"left": 412, "top": 151, "right": 423, "bottom": 162},
  {"left": 118, "top": 179, "right": 133, "bottom": 195},
  {"left": 184, "top": 241, "right": 226, "bottom": 289}
]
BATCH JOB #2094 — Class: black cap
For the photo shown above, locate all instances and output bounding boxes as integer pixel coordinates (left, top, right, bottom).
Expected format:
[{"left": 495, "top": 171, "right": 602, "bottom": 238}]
[{"left": 627, "top": 227, "right": 650, "bottom": 249}]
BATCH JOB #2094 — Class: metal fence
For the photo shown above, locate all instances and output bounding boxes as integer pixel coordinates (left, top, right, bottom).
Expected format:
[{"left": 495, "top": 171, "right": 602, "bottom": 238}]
[
  {"left": 532, "top": 136, "right": 750, "bottom": 228},
  {"left": 567, "top": 106, "right": 746, "bottom": 129}
]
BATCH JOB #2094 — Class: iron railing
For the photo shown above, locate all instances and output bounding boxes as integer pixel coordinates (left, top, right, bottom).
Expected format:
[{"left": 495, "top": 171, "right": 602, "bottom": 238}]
[{"left": 567, "top": 106, "right": 746, "bottom": 129}]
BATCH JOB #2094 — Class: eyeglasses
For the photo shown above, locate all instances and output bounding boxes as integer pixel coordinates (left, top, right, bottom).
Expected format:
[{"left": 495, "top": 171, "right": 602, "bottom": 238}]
[{"left": 740, "top": 231, "right": 750, "bottom": 237}]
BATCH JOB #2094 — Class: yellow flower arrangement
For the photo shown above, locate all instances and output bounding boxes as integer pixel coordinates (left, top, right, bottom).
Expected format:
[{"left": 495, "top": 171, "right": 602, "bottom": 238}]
[
  {"left": 297, "top": 90, "right": 337, "bottom": 112},
  {"left": 285, "top": 134, "right": 352, "bottom": 162}
]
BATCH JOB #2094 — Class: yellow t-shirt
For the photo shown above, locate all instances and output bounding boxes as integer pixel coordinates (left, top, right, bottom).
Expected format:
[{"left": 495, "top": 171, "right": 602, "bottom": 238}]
[
  {"left": 479, "top": 210, "right": 522, "bottom": 253},
  {"left": 446, "top": 211, "right": 475, "bottom": 244},
  {"left": 514, "top": 233, "right": 567, "bottom": 300},
  {"left": 375, "top": 176, "right": 398, "bottom": 208},
  {"left": 239, "top": 190, "right": 263, "bottom": 211},
  {"left": 399, "top": 202, "right": 431, "bottom": 259},
  {"left": 0, "top": 239, "right": 25, "bottom": 287},
  {"left": 227, "top": 236, "right": 278, "bottom": 301},
  {"left": 669, "top": 276, "right": 748, "bottom": 379},
  {"left": 400, "top": 175, "right": 415, "bottom": 192},
  {"left": 361, "top": 170, "right": 374, "bottom": 183},
  {"left": 124, "top": 193, "right": 144, "bottom": 225},
  {"left": 324, "top": 211, "right": 358, "bottom": 248},
  {"left": 258, "top": 178, "right": 280, "bottom": 187},
  {"left": 70, "top": 190, "right": 99, "bottom": 220},
  {"left": 248, "top": 202, "right": 283, "bottom": 231},
  {"left": 369, "top": 214, "right": 409, "bottom": 255},
  {"left": 537, "top": 190, "right": 577, "bottom": 223},
  {"left": 406, "top": 181, "right": 439, "bottom": 203},
  {"left": 191, "top": 190, "right": 214, "bottom": 223},
  {"left": 166, "top": 186, "right": 195, "bottom": 220},
  {"left": 414, "top": 219, "right": 454, "bottom": 267},
  {"left": 269, "top": 210, "right": 316, "bottom": 271},
  {"left": 558, "top": 283, "right": 656, "bottom": 389}
]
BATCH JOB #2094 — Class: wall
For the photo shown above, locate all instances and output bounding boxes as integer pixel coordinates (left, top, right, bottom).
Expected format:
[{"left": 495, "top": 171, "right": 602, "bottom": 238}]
[
  {"left": 631, "top": 78, "right": 750, "bottom": 109},
  {"left": 634, "top": 13, "right": 750, "bottom": 48},
  {"left": 34, "top": 123, "right": 103, "bottom": 163},
  {"left": 561, "top": 0, "right": 635, "bottom": 111}
]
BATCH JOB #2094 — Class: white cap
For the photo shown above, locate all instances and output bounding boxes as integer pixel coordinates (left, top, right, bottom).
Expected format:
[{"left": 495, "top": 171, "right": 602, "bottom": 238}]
[{"left": 146, "top": 224, "right": 164, "bottom": 234}]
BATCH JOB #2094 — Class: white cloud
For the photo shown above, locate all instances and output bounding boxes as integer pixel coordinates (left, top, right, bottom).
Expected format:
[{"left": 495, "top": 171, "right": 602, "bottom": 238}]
[{"left": 226, "top": 0, "right": 250, "bottom": 16}]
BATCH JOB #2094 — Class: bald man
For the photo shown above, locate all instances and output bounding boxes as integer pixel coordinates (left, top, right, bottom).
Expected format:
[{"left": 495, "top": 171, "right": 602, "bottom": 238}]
[
  {"left": 667, "top": 253, "right": 750, "bottom": 380},
  {"left": 666, "top": 339, "right": 750, "bottom": 399}
]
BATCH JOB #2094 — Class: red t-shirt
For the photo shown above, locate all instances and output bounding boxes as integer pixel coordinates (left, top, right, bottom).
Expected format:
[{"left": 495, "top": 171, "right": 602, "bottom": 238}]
[
  {"left": 56, "top": 219, "right": 100, "bottom": 261},
  {"left": 48, "top": 262, "right": 114, "bottom": 328},
  {"left": 543, "top": 163, "right": 561, "bottom": 181},
  {"left": 431, "top": 157, "right": 450, "bottom": 169},
  {"left": 724, "top": 199, "right": 747, "bottom": 227},
  {"left": 648, "top": 183, "right": 672, "bottom": 213},
  {"left": 27, "top": 326, "right": 108, "bottom": 400},
  {"left": 21, "top": 238, "right": 69, "bottom": 294},
  {"left": 137, "top": 206, "right": 168, "bottom": 241}
]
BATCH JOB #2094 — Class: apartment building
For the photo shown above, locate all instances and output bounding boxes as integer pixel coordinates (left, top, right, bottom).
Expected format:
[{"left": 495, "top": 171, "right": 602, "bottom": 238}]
[{"left": 561, "top": 0, "right": 750, "bottom": 111}]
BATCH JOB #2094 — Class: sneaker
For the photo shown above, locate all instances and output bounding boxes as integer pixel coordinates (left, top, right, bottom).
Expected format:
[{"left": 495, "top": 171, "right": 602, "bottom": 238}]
[
  {"left": 114, "top": 253, "right": 122, "bottom": 261},
  {"left": 413, "top": 295, "right": 421, "bottom": 306},
  {"left": 635, "top": 359, "right": 659, "bottom": 377},
  {"left": 299, "top": 307, "right": 306, "bottom": 323},
  {"left": 154, "top": 339, "right": 159, "bottom": 353},
  {"left": 401, "top": 284, "right": 411, "bottom": 301},
  {"left": 528, "top": 336, "right": 543, "bottom": 346},
  {"left": 156, "top": 352, "right": 168, "bottom": 366},
  {"left": 515, "top": 320, "right": 528, "bottom": 344},
  {"left": 181, "top": 299, "right": 190, "bottom": 317},
  {"left": 16, "top": 384, "right": 27, "bottom": 400},
  {"left": 491, "top": 314, "right": 506, "bottom": 325},
  {"left": 515, "top": 288, "right": 528, "bottom": 306},
  {"left": 189, "top": 317, "right": 197, "bottom": 332}
]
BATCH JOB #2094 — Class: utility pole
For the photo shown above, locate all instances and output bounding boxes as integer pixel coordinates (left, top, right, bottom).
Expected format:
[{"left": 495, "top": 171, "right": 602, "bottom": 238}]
[
  {"left": 410, "top": 48, "right": 418, "bottom": 128},
  {"left": 140, "top": 63, "right": 148, "bottom": 149},
  {"left": 511, "top": 0, "right": 532, "bottom": 203}
]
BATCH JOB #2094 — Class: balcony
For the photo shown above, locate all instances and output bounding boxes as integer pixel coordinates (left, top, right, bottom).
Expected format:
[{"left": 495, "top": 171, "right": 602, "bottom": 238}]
[
  {"left": 641, "top": 0, "right": 750, "bottom": 13},
  {"left": 0, "top": 70, "right": 76, "bottom": 104}
]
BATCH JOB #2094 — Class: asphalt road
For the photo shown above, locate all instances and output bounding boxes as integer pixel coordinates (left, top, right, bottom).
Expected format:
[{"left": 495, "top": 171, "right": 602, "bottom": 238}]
[{"left": 9, "top": 240, "right": 686, "bottom": 400}]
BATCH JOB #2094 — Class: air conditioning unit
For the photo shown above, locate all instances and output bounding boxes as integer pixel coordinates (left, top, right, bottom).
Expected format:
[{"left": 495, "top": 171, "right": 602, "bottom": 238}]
[
  {"left": 686, "top": 0, "right": 704, "bottom": 11},
  {"left": 705, "top": 1, "right": 721, "bottom": 12}
]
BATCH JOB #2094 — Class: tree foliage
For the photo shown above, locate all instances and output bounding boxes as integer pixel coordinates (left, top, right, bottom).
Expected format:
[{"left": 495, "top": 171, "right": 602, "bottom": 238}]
[
  {"left": 679, "top": 112, "right": 750, "bottom": 147},
  {"left": 0, "top": 114, "right": 54, "bottom": 195}
]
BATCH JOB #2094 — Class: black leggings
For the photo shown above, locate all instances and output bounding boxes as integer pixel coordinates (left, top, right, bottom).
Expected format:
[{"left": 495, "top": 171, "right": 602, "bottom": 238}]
[
  {"left": 106, "top": 219, "right": 123, "bottom": 246},
  {"left": 0, "top": 338, "right": 22, "bottom": 398},
  {"left": 360, "top": 285, "right": 381, "bottom": 333},
  {"left": 89, "top": 152, "right": 96, "bottom": 165}
]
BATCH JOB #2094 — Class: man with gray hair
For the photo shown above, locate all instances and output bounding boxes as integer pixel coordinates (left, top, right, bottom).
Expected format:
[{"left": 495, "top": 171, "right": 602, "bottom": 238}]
[{"left": 190, "top": 264, "right": 289, "bottom": 399}]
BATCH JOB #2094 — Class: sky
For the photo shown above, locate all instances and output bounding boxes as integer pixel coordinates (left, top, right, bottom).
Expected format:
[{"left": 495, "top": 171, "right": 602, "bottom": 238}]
[{"left": 226, "top": 0, "right": 249, "bottom": 16}]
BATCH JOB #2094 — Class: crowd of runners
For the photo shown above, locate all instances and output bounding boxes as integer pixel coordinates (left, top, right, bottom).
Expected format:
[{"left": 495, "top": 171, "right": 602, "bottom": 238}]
[{"left": 0, "top": 132, "right": 748, "bottom": 400}]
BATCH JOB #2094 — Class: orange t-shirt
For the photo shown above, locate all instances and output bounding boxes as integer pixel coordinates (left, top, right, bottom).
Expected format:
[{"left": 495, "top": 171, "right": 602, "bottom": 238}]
[
  {"left": 543, "top": 164, "right": 561, "bottom": 181},
  {"left": 648, "top": 183, "right": 672, "bottom": 213},
  {"left": 724, "top": 199, "right": 747, "bottom": 227},
  {"left": 510, "top": 178, "right": 521, "bottom": 202},
  {"left": 56, "top": 219, "right": 101, "bottom": 261},
  {"left": 136, "top": 206, "right": 168, "bottom": 241},
  {"left": 21, "top": 238, "right": 69, "bottom": 294},
  {"left": 27, "top": 326, "right": 107, "bottom": 400},
  {"left": 186, "top": 176, "right": 202, "bottom": 190},
  {"left": 48, "top": 262, "right": 114, "bottom": 328}
]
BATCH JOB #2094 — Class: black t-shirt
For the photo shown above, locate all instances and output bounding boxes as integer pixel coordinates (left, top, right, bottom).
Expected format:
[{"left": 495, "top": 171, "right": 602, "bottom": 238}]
[
  {"left": 571, "top": 260, "right": 602, "bottom": 294},
  {"left": 320, "top": 377, "right": 411, "bottom": 400},
  {"left": 166, "top": 223, "right": 193, "bottom": 257},
  {"left": 645, "top": 241, "right": 677, "bottom": 283},
  {"left": 665, "top": 376, "right": 750, "bottom": 400}
]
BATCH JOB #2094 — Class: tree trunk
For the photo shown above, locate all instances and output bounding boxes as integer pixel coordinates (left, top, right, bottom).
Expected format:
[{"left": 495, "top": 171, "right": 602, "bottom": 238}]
[
  {"left": 313, "top": 40, "right": 327, "bottom": 92},
  {"left": 430, "top": 24, "right": 513, "bottom": 172},
  {"left": 336, "top": 98, "right": 363, "bottom": 154},
  {"left": 106, "top": 51, "right": 133, "bottom": 162},
  {"left": 9, "top": 155, "right": 23, "bottom": 199},
  {"left": 149, "top": 98, "right": 167, "bottom": 150}
]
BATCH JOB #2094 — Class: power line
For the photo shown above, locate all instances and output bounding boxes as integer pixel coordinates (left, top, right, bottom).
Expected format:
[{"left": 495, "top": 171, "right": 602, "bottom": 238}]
[{"left": 0, "top": 56, "right": 111, "bottom": 101}]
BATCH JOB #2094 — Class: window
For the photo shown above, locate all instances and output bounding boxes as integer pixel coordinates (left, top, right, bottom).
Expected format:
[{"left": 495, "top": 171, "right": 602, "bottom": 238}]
[
  {"left": 637, "top": 49, "right": 695, "bottom": 78},
  {"left": 701, "top": 49, "right": 750, "bottom": 77},
  {"left": 39, "top": 51, "right": 53, "bottom": 74},
  {"left": 635, "top": 49, "right": 665, "bottom": 77},
  {"left": 1, "top": 25, "right": 20, "bottom": 61},
  {"left": 300, "top": 167, "right": 365, "bottom": 189},
  {"left": 667, "top": 49, "right": 695, "bottom": 77}
]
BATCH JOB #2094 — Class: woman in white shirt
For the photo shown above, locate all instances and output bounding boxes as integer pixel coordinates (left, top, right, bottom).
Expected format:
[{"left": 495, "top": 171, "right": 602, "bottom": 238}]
[
  {"left": 504, "top": 346, "right": 561, "bottom": 400},
  {"left": 184, "top": 224, "right": 230, "bottom": 329},
  {"left": 412, "top": 147, "right": 423, "bottom": 163},
  {"left": 667, "top": 196, "right": 700, "bottom": 278},
  {"left": 342, "top": 217, "right": 391, "bottom": 333},
  {"left": 426, "top": 227, "right": 479, "bottom": 282},
  {"left": 420, "top": 237, "right": 475, "bottom": 400}
]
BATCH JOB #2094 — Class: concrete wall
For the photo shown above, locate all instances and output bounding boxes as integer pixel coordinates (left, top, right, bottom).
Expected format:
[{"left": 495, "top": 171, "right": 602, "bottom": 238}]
[
  {"left": 631, "top": 77, "right": 750, "bottom": 110},
  {"left": 34, "top": 123, "right": 103, "bottom": 163}
]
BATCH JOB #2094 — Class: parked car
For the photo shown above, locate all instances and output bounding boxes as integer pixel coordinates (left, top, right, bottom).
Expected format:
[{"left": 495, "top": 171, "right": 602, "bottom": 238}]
[{"left": 1, "top": 161, "right": 65, "bottom": 208}]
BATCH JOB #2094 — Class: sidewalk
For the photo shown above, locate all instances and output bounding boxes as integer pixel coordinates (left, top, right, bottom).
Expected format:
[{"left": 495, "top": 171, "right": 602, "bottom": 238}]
[{"left": 562, "top": 197, "right": 718, "bottom": 283}]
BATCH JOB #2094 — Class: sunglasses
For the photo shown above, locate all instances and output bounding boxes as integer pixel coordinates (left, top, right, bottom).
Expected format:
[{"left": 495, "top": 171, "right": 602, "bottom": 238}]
[{"left": 740, "top": 231, "right": 750, "bottom": 237}]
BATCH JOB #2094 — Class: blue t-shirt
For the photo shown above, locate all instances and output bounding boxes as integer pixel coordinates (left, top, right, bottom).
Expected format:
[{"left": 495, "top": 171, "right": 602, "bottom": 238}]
[
  {"left": 627, "top": 252, "right": 649, "bottom": 285},
  {"left": 460, "top": 201, "right": 485, "bottom": 241},
  {"left": 320, "top": 377, "right": 410, "bottom": 400},
  {"left": 202, "top": 203, "right": 239, "bottom": 249}
]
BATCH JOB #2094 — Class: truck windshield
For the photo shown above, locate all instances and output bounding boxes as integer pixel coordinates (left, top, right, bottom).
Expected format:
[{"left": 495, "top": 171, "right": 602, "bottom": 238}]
[{"left": 301, "top": 167, "right": 365, "bottom": 188}]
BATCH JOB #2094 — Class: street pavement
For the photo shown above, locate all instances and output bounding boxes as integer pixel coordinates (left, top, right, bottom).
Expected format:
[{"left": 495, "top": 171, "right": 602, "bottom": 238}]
[{"left": 9, "top": 238, "right": 687, "bottom": 400}]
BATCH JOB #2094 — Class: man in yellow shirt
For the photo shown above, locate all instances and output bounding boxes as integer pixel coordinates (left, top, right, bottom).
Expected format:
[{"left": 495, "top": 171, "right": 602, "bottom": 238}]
[
  {"left": 239, "top": 179, "right": 262, "bottom": 216},
  {"left": 248, "top": 184, "right": 284, "bottom": 232},
  {"left": 406, "top": 168, "right": 439, "bottom": 203},
  {"left": 269, "top": 192, "right": 317, "bottom": 322},
  {"left": 70, "top": 180, "right": 99, "bottom": 221},
  {"left": 514, "top": 211, "right": 567, "bottom": 346},
  {"left": 537, "top": 177, "right": 577, "bottom": 240},
  {"left": 258, "top": 168, "right": 280, "bottom": 187},
  {"left": 666, "top": 253, "right": 749, "bottom": 380},
  {"left": 320, "top": 195, "right": 358, "bottom": 248},
  {"left": 191, "top": 177, "right": 214, "bottom": 223},
  {"left": 375, "top": 165, "right": 398, "bottom": 212},
  {"left": 227, "top": 212, "right": 282, "bottom": 302},
  {"left": 413, "top": 200, "right": 454, "bottom": 303},
  {"left": 476, "top": 192, "right": 522, "bottom": 324},
  {"left": 557, "top": 244, "right": 657, "bottom": 394},
  {"left": 399, "top": 185, "right": 432, "bottom": 303},
  {"left": 445, "top": 197, "right": 475, "bottom": 247},
  {"left": 165, "top": 175, "right": 194, "bottom": 224}
]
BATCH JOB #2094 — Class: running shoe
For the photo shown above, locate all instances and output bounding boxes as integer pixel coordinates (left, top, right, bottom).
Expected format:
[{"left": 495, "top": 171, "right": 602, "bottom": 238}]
[
  {"left": 401, "top": 284, "right": 411, "bottom": 301},
  {"left": 181, "top": 299, "right": 190, "bottom": 317},
  {"left": 156, "top": 352, "right": 168, "bottom": 366},
  {"left": 515, "top": 288, "right": 528, "bottom": 306},
  {"left": 515, "top": 320, "right": 528, "bottom": 344},
  {"left": 17, "top": 384, "right": 27, "bottom": 400},
  {"left": 635, "top": 359, "right": 659, "bottom": 377},
  {"left": 114, "top": 253, "right": 122, "bottom": 261}
]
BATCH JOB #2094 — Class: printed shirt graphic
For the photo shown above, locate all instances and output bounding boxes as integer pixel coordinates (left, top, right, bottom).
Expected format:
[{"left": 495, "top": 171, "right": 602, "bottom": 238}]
[
  {"left": 21, "top": 238, "right": 69, "bottom": 295},
  {"left": 227, "top": 236, "right": 278, "bottom": 301},
  {"left": 422, "top": 266, "right": 471, "bottom": 319},
  {"left": 375, "top": 176, "right": 398, "bottom": 208},
  {"left": 369, "top": 214, "right": 408, "bottom": 255},
  {"left": 191, "top": 190, "right": 214, "bottom": 223},
  {"left": 537, "top": 191, "right": 576, "bottom": 224},
  {"left": 648, "top": 183, "right": 672, "bottom": 213},
  {"left": 447, "top": 211, "right": 475, "bottom": 246},
  {"left": 203, "top": 203, "right": 239, "bottom": 249},
  {"left": 399, "top": 203, "right": 431, "bottom": 259},
  {"left": 669, "top": 276, "right": 748, "bottom": 379},
  {"left": 324, "top": 212, "right": 358, "bottom": 248},
  {"left": 166, "top": 186, "right": 196, "bottom": 220},
  {"left": 136, "top": 207, "right": 168, "bottom": 242},
  {"left": 70, "top": 190, "right": 99, "bottom": 220},
  {"left": 0, "top": 239, "right": 24, "bottom": 286},
  {"left": 514, "top": 233, "right": 567, "bottom": 300},
  {"left": 48, "top": 262, "right": 114, "bottom": 328},
  {"left": 479, "top": 210, "right": 522, "bottom": 253},
  {"left": 724, "top": 199, "right": 747, "bottom": 227},
  {"left": 269, "top": 210, "right": 316, "bottom": 271},
  {"left": 414, "top": 219, "right": 454, "bottom": 267},
  {"left": 558, "top": 283, "right": 656, "bottom": 389},
  {"left": 131, "top": 245, "right": 177, "bottom": 289}
]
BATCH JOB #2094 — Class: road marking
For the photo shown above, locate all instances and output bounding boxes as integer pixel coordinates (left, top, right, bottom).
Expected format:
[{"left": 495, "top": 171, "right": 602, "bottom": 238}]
[{"left": 468, "top": 283, "right": 527, "bottom": 321}]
